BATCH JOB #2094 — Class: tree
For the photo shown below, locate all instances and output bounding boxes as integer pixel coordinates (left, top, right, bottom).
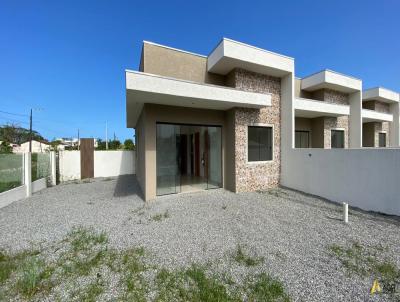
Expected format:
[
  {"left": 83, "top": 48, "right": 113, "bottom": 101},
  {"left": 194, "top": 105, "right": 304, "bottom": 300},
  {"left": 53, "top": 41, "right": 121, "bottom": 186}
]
[
  {"left": 0, "top": 123, "right": 45, "bottom": 144},
  {"left": 108, "top": 139, "right": 121, "bottom": 150},
  {"left": 0, "top": 141, "right": 13, "bottom": 154},
  {"left": 123, "top": 139, "right": 135, "bottom": 150}
]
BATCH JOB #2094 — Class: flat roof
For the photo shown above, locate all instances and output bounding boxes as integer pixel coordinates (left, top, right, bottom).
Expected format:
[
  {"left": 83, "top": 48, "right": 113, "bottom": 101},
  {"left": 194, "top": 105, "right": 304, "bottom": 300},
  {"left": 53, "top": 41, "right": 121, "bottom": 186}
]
[
  {"left": 301, "top": 69, "right": 362, "bottom": 93},
  {"left": 207, "top": 38, "right": 294, "bottom": 77},
  {"left": 362, "top": 87, "right": 399, "bottom": 103}
]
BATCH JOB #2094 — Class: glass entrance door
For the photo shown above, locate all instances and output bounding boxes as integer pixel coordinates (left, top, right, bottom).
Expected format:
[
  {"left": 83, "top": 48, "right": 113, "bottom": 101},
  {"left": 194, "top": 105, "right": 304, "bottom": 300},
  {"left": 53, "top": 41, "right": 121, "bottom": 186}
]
[
  {"left": 156, "top": 124, "right": 181, "bottom": 195},
  {"left": 156, "top": 123, "right": 222, "bottom": 195}
]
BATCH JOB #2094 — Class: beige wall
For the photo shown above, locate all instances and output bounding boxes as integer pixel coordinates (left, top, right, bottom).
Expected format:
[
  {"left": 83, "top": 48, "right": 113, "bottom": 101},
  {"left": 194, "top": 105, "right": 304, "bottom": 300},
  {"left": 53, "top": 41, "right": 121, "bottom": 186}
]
[
  {"left": 294, "top": 78, "right": 311, "bottom": 99},
  {"left": 138, "top": 104, "right": 227, "bottom": 200},
  {"left": 363, "top": 122, "right": 375, "bottom": 147},
  {"left": 311, "top": 117, "right": 325, "bottom": 148},
  {"left": 135, "top": 110, "right": 146, "bottom": 197},
  {"left": 224, "top": 109, "right": 236, "bottom": 192},
  {"left": 141, "top": 42, "right": 225, "bottom": 85}
]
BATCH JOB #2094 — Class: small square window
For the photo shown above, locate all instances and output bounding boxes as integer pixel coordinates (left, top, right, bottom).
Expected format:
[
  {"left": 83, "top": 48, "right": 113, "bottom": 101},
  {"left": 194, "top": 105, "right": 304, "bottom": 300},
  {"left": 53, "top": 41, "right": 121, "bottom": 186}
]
[{"left": 248, "top": 126, "right": 273, "bottom": 162}]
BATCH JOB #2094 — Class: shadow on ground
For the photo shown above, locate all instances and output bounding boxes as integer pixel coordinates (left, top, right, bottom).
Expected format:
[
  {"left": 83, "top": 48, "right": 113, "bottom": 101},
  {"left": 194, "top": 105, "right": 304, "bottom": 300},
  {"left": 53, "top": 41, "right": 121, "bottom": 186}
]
[{"left": 113, "top": 174, "right": 144, "bottom": 200}]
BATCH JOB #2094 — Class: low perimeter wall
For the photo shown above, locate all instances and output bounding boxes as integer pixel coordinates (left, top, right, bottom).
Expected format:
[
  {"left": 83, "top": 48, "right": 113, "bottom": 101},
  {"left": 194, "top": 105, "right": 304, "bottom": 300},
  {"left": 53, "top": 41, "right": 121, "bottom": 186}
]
[
  {"left": 282, "top": 148, "right": 400, "bottom": 216},
  {"left": 0, "top": 178, "right": 48, "bottom": 209},
  {"left": 59, "top": 150, "right": 135, "bottom": 182}
]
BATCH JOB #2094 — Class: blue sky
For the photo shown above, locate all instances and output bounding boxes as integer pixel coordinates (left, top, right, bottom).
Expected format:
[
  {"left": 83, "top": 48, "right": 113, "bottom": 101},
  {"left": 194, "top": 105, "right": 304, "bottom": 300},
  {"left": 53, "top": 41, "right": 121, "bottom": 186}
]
[{"left": 1, "top": 0, "right": 399, "bottom": 141}]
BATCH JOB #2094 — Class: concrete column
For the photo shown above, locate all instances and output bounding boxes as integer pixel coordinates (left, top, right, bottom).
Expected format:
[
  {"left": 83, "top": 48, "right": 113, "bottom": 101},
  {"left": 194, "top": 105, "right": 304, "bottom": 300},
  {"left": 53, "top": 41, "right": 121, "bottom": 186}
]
[
  {"left": 24, "top": 152, "right": 32, "bottom": 197},
  {"left": 389, "top": 102, "right": 399, "bottom": 147},
  {"left": 50, "top": 151, "right": 57, "bottom": 186},
  {"left": 349, "top": 91, "right": 362, "bottom": 148}
]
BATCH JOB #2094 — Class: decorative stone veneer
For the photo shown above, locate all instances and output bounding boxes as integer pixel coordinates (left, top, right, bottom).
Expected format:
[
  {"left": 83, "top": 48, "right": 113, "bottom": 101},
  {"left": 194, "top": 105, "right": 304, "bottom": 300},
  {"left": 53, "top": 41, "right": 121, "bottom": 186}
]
[
  {"left": 227, "top": 69, "right": 281, "bottom": 192},
  {"left": 374, "top": 101, "right": 390, "bottom": 113},
  {"left": 363, "top": 100, "right": 390, "bottom": 113},
  {"left": 312, "top": 89, "right": 350, "bottom": 148},
  {"left": 374, "top": 122, "right": 390, "bottom": 147},
  {"left": 312, "top": 89, "right": 349, "bottom": 105},
  {"left": 323, "top": 117, "right": 349, "bottom": 148}
]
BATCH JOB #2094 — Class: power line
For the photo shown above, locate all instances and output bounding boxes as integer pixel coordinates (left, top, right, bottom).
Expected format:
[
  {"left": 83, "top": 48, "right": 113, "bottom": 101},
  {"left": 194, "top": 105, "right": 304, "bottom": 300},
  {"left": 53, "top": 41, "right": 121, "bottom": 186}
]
[{"left": 0, "top": 109, "right": 29, "bottom": 117}]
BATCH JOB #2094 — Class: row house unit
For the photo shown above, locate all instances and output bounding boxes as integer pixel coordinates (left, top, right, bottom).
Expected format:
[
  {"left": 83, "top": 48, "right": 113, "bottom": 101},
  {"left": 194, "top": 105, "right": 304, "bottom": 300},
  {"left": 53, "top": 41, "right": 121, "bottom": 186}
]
[{"left": 125, "top": 38, "right": 400, "bottom": 200}]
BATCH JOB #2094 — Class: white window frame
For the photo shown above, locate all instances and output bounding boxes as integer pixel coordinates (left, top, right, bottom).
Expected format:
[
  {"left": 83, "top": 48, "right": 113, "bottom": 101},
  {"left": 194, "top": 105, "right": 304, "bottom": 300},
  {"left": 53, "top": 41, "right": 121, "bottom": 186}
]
[{"left": 246, "top": 123, "right": 274, "bottom": 164}]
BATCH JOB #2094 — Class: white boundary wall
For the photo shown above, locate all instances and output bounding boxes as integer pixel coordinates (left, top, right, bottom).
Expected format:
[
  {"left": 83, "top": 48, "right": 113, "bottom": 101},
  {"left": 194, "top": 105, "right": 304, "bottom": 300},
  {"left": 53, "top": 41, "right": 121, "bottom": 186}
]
[
  {"left": 281, "top": 148, "right": 400, "bottom": 216},
  {"left": 59, "top": 151, "right": 80, "bottom": 182},
  {"left": 59, "top": 150, "right": 135, "bottom": 181},
  {"left": 94, "top": 151, "right": 135, "bottom": 177}
]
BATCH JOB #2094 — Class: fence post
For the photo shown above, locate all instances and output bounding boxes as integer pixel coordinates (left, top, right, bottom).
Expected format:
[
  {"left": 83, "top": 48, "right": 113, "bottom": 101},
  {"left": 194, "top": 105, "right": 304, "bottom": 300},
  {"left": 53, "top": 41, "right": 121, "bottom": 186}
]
[
  {"left": 50, "top": 151, "right": 57, "bottom": 186},
  {"left": 343, "top": 202, "right": 349, "bottom": 223},
  {"left": 24, "top": 152, "right": 32, "bottom": 197}
]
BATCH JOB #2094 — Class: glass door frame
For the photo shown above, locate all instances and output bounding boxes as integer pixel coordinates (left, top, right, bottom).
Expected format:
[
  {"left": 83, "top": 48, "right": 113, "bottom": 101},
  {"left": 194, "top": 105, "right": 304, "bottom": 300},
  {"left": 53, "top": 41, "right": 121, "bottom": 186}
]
[{"left": 156, "top": 122, "right": 223, "bottom": 196}]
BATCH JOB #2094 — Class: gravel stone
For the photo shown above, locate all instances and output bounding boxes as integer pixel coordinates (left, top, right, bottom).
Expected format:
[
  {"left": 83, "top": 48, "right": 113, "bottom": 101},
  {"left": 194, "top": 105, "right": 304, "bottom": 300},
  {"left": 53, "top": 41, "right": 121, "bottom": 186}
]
[{"left": 0, "top": 175, "right": 399, "bottom": 301}]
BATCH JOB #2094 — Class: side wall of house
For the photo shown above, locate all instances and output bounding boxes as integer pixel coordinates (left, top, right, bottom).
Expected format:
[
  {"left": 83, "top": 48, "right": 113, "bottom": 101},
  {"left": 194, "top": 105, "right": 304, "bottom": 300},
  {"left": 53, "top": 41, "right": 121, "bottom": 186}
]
[
  {"left": 141, "top": 42, "right": 225, "bottom": 85},
  {"left": 135, "top": 109, "right": 146, "bottom": 197}
]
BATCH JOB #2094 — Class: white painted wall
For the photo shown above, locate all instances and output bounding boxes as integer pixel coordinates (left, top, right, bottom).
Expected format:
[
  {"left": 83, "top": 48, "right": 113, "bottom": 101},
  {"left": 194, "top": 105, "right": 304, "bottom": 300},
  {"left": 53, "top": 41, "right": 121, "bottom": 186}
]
[
  {"left": 58, "top": 150, "right": 135, "bottom": 181},
  {"left": 281, "top": 148, "right": 400, "bottom": 216},
  {"left": 59, "top": 151, "right": 80, "bottom": 182},
  {"left": 94, "top": 151, "right": 135, "bottom": 177}
]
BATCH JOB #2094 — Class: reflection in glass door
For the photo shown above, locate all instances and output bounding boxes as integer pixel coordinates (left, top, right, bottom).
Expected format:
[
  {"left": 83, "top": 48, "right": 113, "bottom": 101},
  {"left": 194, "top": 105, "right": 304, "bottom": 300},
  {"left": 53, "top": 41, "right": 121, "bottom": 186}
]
[
  {"left": 207, "top": 126, "right": 222, "bottom": 189},
  {"left": 156, "top": 124, "right": 181, "bottom": 195},
  {"left": 156, "top": 123, "right": 222, "bottom": 195}
]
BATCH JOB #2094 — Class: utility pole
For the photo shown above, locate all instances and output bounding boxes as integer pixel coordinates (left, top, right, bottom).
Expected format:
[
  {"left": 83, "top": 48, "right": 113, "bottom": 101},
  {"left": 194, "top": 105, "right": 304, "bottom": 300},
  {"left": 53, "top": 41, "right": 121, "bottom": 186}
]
[
  {"left": 105, "top": 121, "right": 108, "bottom": 150},
  {"left": 29, "top": 108, "right": 32, "bottom": 152},
  {"left": 77, "top": 129, "right": 80, "bottom": 150}
]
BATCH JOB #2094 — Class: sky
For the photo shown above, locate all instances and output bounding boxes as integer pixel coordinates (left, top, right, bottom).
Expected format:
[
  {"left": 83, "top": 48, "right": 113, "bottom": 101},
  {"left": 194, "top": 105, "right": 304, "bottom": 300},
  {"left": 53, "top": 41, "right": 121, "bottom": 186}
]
[{"left": 0, "top": 0, "right": 399, "bottom": 141}]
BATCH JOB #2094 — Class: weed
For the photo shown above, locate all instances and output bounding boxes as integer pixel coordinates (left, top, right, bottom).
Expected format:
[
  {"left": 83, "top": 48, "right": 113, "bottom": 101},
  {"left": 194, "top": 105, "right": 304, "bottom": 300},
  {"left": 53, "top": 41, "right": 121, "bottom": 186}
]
[
  {"left": 246, "top": 273, "right": 290, "bottom": 302},
  {"left": 222, "top": 205, "right": 227, "bottom": 210},
  {"left": 233, "top": 245, "right": 264, "bottom": 267},
  {"left": 0, "top": 248, "right": 41, "bottom": 284},
  {"left": 151, "top": 210, "right": 170, "bottom": 222},
  {"left": 329, "top": 242, "right": 400, "bottom": 297},
  {"left": 155, "top": 265, "right": 237, "bottom": 302},
  {"left": 15, "top": 256, "right": 54, "bottom": 298}
]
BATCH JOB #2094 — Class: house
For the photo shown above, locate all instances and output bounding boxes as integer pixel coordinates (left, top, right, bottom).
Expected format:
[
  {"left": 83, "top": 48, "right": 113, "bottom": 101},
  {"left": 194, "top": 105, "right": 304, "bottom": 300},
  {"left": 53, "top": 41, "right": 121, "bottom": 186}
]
[
  {"left": 14, "top": 140, "right": 51, "bottom": 153},
  {"left": 125, "top": 39, "right": 400, "bottom": 202}
]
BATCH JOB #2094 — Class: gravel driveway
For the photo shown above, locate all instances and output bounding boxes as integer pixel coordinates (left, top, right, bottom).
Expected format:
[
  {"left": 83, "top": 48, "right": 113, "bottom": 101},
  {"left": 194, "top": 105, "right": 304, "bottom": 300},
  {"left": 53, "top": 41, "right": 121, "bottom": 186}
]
[{"left": 1, "top": 175, "right": 399, "bottom": 301}]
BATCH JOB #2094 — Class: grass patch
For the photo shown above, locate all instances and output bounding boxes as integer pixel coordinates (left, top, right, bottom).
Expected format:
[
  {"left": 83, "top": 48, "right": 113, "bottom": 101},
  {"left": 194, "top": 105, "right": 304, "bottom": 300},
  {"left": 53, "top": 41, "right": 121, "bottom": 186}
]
[
  {"left": 0, "top": 227, "right": 290, "bottom": 301},
  {"left": 151, "top": 210, "right": 170, "bottom": 222},
  {"left": 155, "top": 265, "right": 238, "bottom": 302},
  {"left": 246, "top": 273, "right": 290, "bottom": 302},
  {"left": 71, "top": 278, "right": 105, "bottom": 302},
  {"left": 233, "top": 245, "right": 264, "bottom": 267},
  {"left": 329, "top": 242, "right": 400, "bottom": 297}
]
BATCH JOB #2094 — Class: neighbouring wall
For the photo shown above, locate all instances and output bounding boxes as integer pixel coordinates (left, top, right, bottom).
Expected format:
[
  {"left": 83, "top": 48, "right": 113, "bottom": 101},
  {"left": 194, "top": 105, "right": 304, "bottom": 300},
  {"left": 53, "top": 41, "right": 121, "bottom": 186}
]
[
  {"left": 59, "top": 151, "right": 135, "bottom": 182},
  {"left": 282, "top": 148, "right": 400, "bottom": 216},
  {"left": 94, "top": 151, "right": 135, "bottom": 178},
  {"left": 59, "top": 151, "right": 80, "bottom": 182}
]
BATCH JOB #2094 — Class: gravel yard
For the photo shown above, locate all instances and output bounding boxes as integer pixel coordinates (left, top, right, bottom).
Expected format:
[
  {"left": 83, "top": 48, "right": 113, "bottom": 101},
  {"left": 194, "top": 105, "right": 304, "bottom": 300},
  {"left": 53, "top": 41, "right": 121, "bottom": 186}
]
[{"left": 0, "top": 175, "right": 399, "bottom": 301}]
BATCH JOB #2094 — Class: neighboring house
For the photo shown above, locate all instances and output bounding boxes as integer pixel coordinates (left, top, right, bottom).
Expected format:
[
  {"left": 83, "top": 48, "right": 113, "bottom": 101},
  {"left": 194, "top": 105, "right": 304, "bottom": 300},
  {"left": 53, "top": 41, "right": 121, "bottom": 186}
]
[
  {"left": 125, "top": 38, "right": 400, "bottom": 201},
  {"left": 14, "top": 140, "right": 51, "bottom": 153},
  {"left": 56, "top": 138, "right": 98, "bottom": 149}
]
